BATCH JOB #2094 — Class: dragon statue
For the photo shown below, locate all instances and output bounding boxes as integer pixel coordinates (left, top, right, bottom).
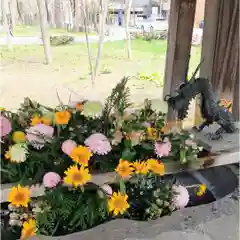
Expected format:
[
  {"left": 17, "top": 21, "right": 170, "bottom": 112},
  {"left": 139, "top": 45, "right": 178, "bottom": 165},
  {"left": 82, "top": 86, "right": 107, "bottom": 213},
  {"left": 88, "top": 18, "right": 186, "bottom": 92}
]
[{"left": 164, "top": 58, "right": 238, "bottom": 140}]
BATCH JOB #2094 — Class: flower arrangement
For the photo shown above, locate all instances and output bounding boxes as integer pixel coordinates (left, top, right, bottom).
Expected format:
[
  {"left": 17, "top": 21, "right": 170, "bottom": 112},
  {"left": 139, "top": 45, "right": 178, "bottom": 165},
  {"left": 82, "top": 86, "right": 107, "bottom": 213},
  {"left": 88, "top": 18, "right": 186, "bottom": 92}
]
[{"left": 0, "top": 78, "right": 206, "bottom": 238}]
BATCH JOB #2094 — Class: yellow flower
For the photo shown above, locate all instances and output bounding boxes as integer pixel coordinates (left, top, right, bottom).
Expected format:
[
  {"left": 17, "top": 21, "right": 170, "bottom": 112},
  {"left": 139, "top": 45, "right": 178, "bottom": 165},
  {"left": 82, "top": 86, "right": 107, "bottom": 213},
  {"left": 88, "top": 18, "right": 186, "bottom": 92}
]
[
  {"left": 70, "top": 146, "right": 93, "bottom": 166},
  {"left": 31, "top": 115, "right": 52, "bottom": 126},
  {"left": 55, "top": 111, "right": 71, "bottom": 125},
  {"left": 64, "top": 165, "right": 91, "bottom": 187},
  {"left": 133, "top": 161, "right": 149, "bottom": 175},
  {"left": 147, "top": 159, "right": 165, "bottom": 176},
  {"left": 4, "top": 150, "right": 11, "bottom": 160},
  {"left": 21, "top": 218, "right": 37, "bottom": 240},
  {"left": 0, "top": 107, "right": 5, "bottom": 112},
  {"left": 115, "top": 159, "right": 134, "bottom": 178},
  {"left": 31, "top": 115, "right": 42, "bottom": 126},
  {"left": 196, "top": 184, "right": 206, "bottom": 197},
  {"left": 8, "top": 184, "right": 30, "bottom": 207},
  {"left": 41, "top": 116, "right": 52, "bottom": 125},
  {"left": 12, "top": 131, "right": 26, "bottom": 143},
  {"left": 108, "top": 192, "right": 130, "bottom": 216},
  {"left": 147, "top": 127, "right": 157, "bottom": 140}
]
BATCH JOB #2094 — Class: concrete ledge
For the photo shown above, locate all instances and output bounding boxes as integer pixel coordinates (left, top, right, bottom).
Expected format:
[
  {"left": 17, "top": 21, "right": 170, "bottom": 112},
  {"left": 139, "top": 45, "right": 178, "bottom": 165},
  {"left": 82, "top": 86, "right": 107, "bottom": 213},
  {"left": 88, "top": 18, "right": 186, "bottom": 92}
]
[{"left": 1, "top": 152, "right": 239, "bottom": 203}]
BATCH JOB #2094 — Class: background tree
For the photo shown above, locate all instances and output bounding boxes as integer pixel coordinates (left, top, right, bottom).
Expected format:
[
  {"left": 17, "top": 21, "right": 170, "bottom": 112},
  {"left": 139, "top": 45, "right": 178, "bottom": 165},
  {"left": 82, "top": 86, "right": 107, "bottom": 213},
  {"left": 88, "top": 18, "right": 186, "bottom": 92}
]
[
  {"left": 93, "top": 0, "right": 109, "bottom": 79},
  {"left": 124, "top": 0, "right": 133, "bottom": 60},
  {"left": 2, "top": 0, "right": 12, "bottom": 50},
  {"left": 36, "top": 0, "right": 52, "bottom": 64},
  {"left": 81, "top": 0, "right": 94, "bottom": 85}
]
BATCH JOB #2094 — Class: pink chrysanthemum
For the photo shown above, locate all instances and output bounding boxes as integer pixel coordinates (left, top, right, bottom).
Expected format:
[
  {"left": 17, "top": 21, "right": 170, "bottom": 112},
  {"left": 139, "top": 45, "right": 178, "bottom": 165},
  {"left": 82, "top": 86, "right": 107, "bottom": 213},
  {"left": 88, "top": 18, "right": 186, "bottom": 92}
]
[
  {"left": 26, "top": 124, "right": 54, "bottom": 149},
  {"left": 43, "top": 172, "right": 61, "bottom": 188},
  {"left": 84, "top": 133, "right": 112, "bottom": 155},
  {"left": 172, "top": 185, "right": 190, "bottom": 209},
  {"left": 61, "top": 139, "right": 77, "bottom": 155},
  {"left": 0, "top": 115, "right": 12, "bottom": 138},
  {"left": 154, "top": 137, "right": 171, "bottom": 158}
]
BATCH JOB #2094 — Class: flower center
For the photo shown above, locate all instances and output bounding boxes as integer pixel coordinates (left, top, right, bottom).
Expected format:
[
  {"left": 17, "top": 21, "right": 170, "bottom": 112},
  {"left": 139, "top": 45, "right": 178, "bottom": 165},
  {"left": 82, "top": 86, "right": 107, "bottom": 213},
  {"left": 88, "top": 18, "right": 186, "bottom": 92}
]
[
  {"left": 119, "top": 166, "right": 127, "bottom": 173},
  {"left": 114, "top": 198, "right": 125, "bottom": 209},
  {"left": 72, "top": 173, "right": 83, "bottom": 182},
  {"left": 14, "top": 192, "right": 25, "bottom": 202}
]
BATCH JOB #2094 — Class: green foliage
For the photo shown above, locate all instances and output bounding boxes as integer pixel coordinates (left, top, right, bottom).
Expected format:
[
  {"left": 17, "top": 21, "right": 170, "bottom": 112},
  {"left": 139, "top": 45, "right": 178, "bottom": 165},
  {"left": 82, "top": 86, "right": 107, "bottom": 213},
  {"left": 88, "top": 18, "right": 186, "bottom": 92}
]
[
  {"left": 102, "top": 77, "right": 131, "bottom": 120},
  {"left": 132, "top": 31, "right": 168, "bottom": 42},
  {"left": 50, "top": 35, "right": 74, "bottom": 46},
  {"left": 136, "top": 72, "right": 164, "bottom": 87},
  {"left": 168, "top": 131, "right": 203, "bottom": 164},
  {"left": 125, "top": 175, "right": 174, "bottom": 220},
  {"left": 37, "top": 184, "right": 109, "bottom": 236}
]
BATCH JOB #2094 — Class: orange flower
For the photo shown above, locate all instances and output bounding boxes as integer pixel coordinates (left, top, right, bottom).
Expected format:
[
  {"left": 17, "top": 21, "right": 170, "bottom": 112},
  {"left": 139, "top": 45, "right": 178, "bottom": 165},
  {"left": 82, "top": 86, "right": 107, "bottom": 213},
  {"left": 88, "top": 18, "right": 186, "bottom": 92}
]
[
  {"left": 133, "top": 161, "right": 149, "bottom": 175},
  {"left": 31, "top": 115, "right": 51, "bottom": 126},
  {"left": 70, "top": 146, "right": 93, "bottom": 166},
  {"left": 75, "top": 103, "right": 83, "bottom": 111},
  {"left": 115, "top": 159, "right": 134, "bottom": 178},
  {"left": 41, "top": 116, "right": 52, "bottom": 125},
  {"left": 55, "top": 111, "right": 71, "bottom": 125},
  {"left": 4, "top": 150, "right": 11, "bottom": 160},
  {"left": 147, "top": 159, "right": 165, "bottom": 176},
  {"left": 31, "top": 115, "right": 42, "bottom": 126}
]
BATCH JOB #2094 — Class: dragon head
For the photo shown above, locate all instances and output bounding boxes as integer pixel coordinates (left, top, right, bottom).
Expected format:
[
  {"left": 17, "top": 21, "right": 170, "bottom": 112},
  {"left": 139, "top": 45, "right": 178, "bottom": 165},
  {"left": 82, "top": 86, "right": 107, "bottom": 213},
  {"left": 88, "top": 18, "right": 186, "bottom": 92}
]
[{"left": 164, "top": 94, "right": 190, "bottom": 120}]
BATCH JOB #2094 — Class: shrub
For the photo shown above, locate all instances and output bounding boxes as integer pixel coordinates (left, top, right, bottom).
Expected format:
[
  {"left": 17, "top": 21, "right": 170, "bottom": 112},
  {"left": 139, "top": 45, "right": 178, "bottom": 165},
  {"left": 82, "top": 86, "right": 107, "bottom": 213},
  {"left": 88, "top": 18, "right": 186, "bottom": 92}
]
[{"left": 50, "top": 35, "right": 74, "bottom": 46}]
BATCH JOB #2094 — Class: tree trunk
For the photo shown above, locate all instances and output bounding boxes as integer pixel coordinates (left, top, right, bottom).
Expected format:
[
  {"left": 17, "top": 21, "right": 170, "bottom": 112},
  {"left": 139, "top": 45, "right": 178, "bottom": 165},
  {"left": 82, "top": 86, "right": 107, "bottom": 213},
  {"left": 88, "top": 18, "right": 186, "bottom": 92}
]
[
  {"left": 15, "top": 0, "right": 24, "bottom": 24},
  {"left": 125, "top": 0, "right": 133, "bottom": 60},
  {"left": 2, "top": 0, "right": 12, "bottom": 50},
  {"left": 93, "top": 0, "right": 109, "bottom": 78},
  {"left": 81, "top": 0, "right": 94, "bottom": 85},
  {"left": 74, "top": 0, "right": 81, "bottom": 31},
  {"left": 36, "top": 0, "right": 52, "bottom": 64},
  {"left": 54, "top": 0, "right": 64, "bottom": 28}
]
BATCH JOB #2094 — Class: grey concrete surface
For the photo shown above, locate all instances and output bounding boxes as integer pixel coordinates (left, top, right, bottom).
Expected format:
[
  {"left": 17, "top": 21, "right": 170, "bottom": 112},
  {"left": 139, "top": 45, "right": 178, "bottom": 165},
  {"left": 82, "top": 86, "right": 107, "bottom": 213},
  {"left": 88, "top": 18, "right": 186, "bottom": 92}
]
[{"left": 33, "top": 184, "right": 239, "bottom": 240}]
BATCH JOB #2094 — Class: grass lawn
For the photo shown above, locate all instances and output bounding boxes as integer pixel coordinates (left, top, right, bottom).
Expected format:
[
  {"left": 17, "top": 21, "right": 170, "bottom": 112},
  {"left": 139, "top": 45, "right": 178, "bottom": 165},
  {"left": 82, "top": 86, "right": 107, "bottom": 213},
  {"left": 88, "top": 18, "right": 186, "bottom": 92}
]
[
  {"left": 0, "top": 25, "right": 95, "bottom": 37},
  {"left": 1, "top": 39, "right": 201, "bottom": 110}
]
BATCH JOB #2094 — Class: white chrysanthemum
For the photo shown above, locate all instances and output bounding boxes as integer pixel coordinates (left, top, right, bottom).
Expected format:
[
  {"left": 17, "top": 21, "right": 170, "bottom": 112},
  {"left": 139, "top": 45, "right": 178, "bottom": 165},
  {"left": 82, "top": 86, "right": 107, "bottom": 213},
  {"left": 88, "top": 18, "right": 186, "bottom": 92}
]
[
  {"left": 9, "top": 143, "right": 28, "bottom": 163},
  {"left": 81, "top": 101, "right": 103, "bottom": 118}
]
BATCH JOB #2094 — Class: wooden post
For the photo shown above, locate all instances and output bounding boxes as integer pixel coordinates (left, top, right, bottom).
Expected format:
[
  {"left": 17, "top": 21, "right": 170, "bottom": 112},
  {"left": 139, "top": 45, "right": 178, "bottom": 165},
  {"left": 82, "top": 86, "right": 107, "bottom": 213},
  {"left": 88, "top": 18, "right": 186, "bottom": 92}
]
[
  {"left": 163, "top": 0, "right": 197, "bottom": 121},
  {"left": 192, "top": 0, "right": 219, "bottom": 126},
  {"left": 199, "top": 0, "right": 219, "bottom": 79}
]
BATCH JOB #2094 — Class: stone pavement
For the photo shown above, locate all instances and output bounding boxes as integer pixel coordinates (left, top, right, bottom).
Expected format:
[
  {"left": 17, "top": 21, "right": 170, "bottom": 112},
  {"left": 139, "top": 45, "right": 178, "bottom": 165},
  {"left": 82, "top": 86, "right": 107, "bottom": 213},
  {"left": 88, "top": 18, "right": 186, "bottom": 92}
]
[{"left": 34, "top": 187, "right": 239, "bottom": 240}]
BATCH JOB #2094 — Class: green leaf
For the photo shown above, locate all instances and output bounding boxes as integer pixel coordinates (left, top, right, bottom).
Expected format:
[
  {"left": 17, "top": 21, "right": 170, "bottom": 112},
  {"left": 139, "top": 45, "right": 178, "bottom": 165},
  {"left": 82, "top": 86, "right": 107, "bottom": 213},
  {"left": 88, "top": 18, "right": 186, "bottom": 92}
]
[
  {"left": 121, "top": 149, "right": 136, "bottom": 161},
  {"left": 120, "top": 179, "right": 126, "bottom": 194}
]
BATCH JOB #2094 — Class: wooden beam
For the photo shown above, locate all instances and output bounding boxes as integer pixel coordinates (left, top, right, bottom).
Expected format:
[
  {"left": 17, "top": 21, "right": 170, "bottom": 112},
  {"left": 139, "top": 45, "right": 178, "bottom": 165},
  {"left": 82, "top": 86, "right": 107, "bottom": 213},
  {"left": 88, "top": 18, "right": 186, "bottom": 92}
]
[{"left": 163, "top": 0, "right": 197, "bottom": 121}]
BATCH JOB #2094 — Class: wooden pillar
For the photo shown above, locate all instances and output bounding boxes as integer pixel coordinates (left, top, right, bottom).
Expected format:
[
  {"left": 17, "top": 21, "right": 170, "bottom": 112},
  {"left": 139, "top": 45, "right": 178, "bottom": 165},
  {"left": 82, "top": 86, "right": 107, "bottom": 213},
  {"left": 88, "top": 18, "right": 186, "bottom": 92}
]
[
  {"left": 192, "top": 0, "right": 219, "bottom": 126},
  {"left": 163, "top": 0, "right": 197, "bottom": 121},
  {"left": 199, "top": 0, "right": 219, "bottom": 79}
]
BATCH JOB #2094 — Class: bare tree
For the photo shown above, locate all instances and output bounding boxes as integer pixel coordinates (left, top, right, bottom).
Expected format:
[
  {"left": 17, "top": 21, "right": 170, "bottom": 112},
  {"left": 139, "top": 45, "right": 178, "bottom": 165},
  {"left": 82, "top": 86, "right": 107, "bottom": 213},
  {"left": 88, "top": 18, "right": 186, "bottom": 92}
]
[
  {"left": 54, "top": 0, "right": 64, "bottom": 28},
  {"left": 74, "top": 0, "right": 81, "bottom": 31},
  {"left": 2, "top": 0, "right": 12, "bottom": 50},
  {"left": 36, "top": 0, "right": 52, "bottom": 64},
  {"left": 93, "top": 0, "right": 109, "bottom": 78},
  {"left": 124, "top": 0, "right": 133, "bottom": 59},
  {"left": 81, "top": 0, "right": 94, "bottom": 85}
]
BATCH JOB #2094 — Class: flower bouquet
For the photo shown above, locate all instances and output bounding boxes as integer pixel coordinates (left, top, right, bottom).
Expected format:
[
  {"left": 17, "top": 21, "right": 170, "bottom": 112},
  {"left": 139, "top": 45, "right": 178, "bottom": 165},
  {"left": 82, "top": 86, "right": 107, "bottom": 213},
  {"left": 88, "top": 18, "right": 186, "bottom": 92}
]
[{"left": 0, "top": 77, "right": 205, "bottom": 239}]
